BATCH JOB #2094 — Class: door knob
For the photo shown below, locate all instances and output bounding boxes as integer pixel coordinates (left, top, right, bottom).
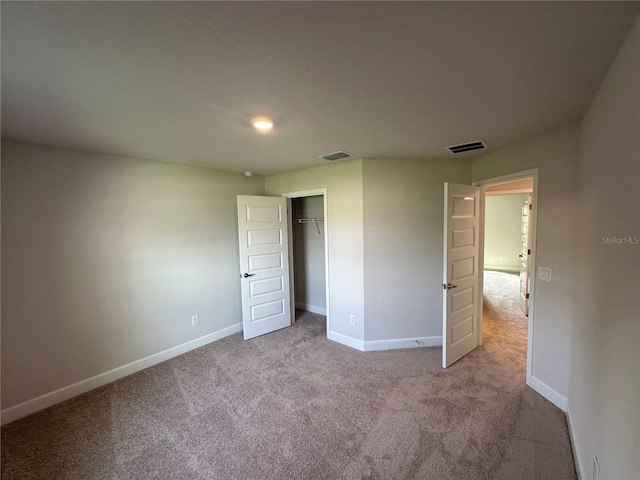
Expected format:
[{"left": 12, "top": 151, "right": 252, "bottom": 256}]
[
  {"left": 442, "top": 283, "right": 457, "bottom": 290},
  {"left": 519, "top": 254, "right": 525, "bottom": 258},
  {"left": 243, "top": 273, "right": 255, "bottom": 278}
]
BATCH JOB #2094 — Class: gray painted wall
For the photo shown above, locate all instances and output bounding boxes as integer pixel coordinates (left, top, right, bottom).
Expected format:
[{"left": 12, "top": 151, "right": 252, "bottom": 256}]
[
  {"left": 362, "top": 158, "right": 471, "bottom": 342},
  {"left": 484, "top": 194, "right": 529, "bottom": 272},
  {"left": 570, "top": 15, "right": 639, "bottom": 479},
  {"left": 292, "top": 196, "right": 326, "bottom": 312},
  {"left": 1, "top": 140, "right": 264, "bottom": 408},
  {"left": 472, "top": 123, "right": 580, "bottom": 403}
]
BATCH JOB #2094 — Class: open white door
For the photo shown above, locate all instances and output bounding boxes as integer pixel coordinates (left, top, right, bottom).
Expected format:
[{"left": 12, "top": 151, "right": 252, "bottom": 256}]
[
  {"left": 442, "top": 183, "right": 482, "bottom": 368},
  {"left": 237, "top": 195, "right": 291, "bottom": 340},
  {"left": 518, "top": 196, "right": 532, "bottom": 316}
]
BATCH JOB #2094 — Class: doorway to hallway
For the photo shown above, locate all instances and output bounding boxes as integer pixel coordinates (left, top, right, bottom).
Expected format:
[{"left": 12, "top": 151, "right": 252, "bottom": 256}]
[{"left": 481, "top": 177, "right": 534, "bottom": 375}]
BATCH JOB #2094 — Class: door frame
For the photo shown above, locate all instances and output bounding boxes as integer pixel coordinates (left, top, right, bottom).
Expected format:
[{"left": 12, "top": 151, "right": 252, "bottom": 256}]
[
  {"left": 280, "top": 189, "right": 330, "bottom": 337},
  {"left": 473, "top": 168, "right": 538, "bottom": 386}
]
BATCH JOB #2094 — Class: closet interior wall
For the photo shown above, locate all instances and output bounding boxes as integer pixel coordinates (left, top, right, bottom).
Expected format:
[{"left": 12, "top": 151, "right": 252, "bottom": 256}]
[{"left": 292, "top": 196, "right": 326, "bottom": 315}]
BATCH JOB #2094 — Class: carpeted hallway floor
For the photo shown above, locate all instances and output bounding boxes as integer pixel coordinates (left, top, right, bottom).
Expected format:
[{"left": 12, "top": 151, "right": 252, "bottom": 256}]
[{"left": 1, "top": 271, "right": 576, "bottom": 479}]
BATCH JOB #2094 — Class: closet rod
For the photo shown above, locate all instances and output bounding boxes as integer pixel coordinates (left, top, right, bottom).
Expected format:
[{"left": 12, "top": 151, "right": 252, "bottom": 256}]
[
  {"left": 294, "top": 217, "right": 324, "bottom": 234},
  {"left": 293, "top": 218, "right": 324, "bottom": 223}
]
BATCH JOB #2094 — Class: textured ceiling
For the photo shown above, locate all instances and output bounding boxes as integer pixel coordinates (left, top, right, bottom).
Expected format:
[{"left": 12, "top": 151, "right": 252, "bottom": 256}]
[{"left": 2, "top": 2, "right": 638, "bottom": 175}]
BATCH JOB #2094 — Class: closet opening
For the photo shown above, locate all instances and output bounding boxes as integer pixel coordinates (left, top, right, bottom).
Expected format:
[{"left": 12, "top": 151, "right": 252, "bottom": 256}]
[{"left": 285, "top": 191, "right": 329, "bottom": 334}]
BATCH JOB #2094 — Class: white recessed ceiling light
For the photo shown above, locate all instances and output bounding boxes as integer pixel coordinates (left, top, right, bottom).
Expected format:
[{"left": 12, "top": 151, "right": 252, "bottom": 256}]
[{"left": 251, "top": 117, "right": 274, "bottom": 131}]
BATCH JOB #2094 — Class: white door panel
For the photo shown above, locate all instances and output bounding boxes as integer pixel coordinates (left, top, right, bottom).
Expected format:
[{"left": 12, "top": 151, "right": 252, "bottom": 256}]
[
  {"left": 519, "top": 197, "right": 532, "bottom": 315},
  {"left": 443, "top": 183, "right": 482, "bottom": 368},
  {"left": 237, "top": 195, "right": 291, "bottom": 340}
]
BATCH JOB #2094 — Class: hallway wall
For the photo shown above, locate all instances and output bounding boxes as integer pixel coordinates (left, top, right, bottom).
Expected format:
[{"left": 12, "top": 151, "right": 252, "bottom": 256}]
[{"left": 484, "top": 194, "right": 529, "bottom": 272}]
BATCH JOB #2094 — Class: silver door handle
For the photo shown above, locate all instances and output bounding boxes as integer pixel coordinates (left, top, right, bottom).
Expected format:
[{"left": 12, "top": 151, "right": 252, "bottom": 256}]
[
  {"left": 442, "top": 283, "right": 457, "bottom": 290},
  {"left": 243, "top": 273, "right": 255, "bottom": 278},
  {"left": 519, "top": 254, "right": 525, "bottom": 258}
]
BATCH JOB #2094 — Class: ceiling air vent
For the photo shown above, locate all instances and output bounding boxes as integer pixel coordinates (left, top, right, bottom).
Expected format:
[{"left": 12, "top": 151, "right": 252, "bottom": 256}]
[
  {"left": 319, "top": 151, "right": 353, "bottom": 161},
  {"left": 447, "top": 140, "right": 487, "bottom": 154}
]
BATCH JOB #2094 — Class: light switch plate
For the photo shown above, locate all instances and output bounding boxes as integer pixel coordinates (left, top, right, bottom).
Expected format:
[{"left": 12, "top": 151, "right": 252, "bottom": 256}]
[{"left": 538, "top": 266, "right": 553, "bottom": 282}]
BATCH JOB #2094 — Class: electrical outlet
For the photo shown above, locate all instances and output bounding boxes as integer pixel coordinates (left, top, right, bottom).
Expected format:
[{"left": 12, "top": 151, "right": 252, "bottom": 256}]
[
  {"left": 191, "top": 315, "right": 199, "bottom": 326},
  {"left": 349, "top": 314, "right": 356, "bottom": 325},
  {"left": 593, "top": 456, "right": 599, "bottom": 480}
]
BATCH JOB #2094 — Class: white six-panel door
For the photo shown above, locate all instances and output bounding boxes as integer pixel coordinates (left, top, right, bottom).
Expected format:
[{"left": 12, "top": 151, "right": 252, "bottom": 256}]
[
  {"left": 237, "top": 195, "right": 292, "bottom": 340},
  {"left": 442, "top": 183, "right": 482, "bottom": 368}
]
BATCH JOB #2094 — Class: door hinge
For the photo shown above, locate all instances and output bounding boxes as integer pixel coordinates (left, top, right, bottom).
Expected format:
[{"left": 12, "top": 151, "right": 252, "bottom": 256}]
[
  {"left": 526, "top": 293, "right": 530, "bottom": 299},
  {"left": 529, "top": 203, "right": 533, "bottom": 211},
  {"left": 528, "top": 249, "right": 531, "bottom": 255}
]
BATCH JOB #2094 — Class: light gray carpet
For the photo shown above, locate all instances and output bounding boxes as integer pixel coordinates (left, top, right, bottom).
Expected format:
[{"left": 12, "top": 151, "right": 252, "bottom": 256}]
[{"left": 1, "top": 271, "right": 576, "bottom": 479}]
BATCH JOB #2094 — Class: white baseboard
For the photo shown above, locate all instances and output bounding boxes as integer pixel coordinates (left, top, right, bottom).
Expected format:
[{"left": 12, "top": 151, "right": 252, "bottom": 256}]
[
  {"left": 328, "top": 330, "right": 365, "bottom": 351},
  {"left": 327, "top": 332, "right": 442, "bottom": 353},
  {"left": 529, "top": 375, "right": 568, "bottom": 412},
  {"left": 295, "top": 302, "right": 327, "bottom": 316},
  {"left": 566, "top": 406, "right": 583, "bottom": 480},
  {"left": 484, "top": 265, "right": 520, "bottom": 273},
  {"left": 364, "top": 336, "right": 442, "bottom": 352},
  {"left": 0, "top": 323, "right": 243, "bottom": 426}
]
